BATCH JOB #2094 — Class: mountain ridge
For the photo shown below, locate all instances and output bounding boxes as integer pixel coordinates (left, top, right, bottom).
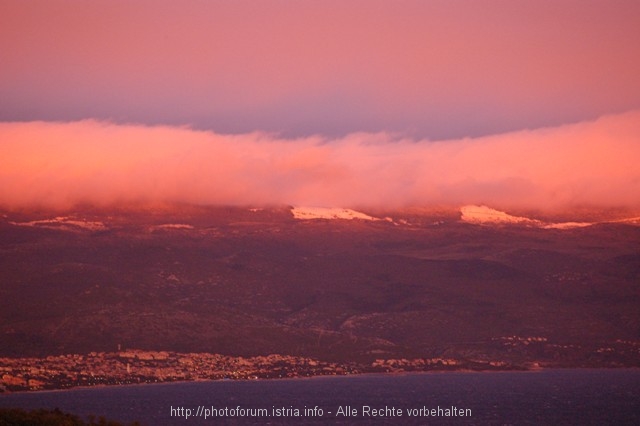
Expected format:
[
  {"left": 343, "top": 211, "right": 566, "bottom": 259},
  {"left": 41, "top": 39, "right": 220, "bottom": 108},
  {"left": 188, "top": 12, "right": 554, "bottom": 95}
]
[{"left": 1, "top": 205, "right": 638, "bottom": 370}]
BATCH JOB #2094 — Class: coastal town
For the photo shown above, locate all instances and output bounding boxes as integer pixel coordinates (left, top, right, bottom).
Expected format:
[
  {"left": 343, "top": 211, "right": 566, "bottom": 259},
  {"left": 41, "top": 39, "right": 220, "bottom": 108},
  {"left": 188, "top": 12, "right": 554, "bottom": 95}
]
[
  {"left": 2, "top": 334, "right": 638, "bottom": 392},
  {"left": 0, "top": 349, "right": 510, "bottom": 393}
]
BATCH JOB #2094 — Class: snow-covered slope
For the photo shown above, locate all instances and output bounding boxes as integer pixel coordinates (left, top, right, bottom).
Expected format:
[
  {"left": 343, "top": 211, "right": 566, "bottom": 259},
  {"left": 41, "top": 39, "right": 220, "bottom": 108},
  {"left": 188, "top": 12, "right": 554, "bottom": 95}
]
[
  {"left": 460, "top": 205, "right": 597, "bottom": 229},
  {"left": 609, "top": 216, "right": 640, "bottom": 225},
  {"left": 291, "top": 206, "right": 380, "bottom": 221},
  {"left": 542, "top": 222, "right": 593, "bottom": 229},
  {"left": 9, "top": 216, "right": 107, "bottom": 231},
  {"left": 151, "top": 224, "right": 195, "bottom": 230},
  {"left": 460, "top": 205, "right": 539, "bottom": 225}
]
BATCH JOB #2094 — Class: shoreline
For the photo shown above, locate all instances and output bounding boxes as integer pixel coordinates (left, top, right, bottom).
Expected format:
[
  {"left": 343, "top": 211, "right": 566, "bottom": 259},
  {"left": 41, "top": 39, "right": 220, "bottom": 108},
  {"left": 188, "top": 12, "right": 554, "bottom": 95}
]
[
  {"left": 3, "top": 365, "right": 639, "bottom": 395},
  {"left": 3, "top": 345, "right": 638, "bottom": 394}
]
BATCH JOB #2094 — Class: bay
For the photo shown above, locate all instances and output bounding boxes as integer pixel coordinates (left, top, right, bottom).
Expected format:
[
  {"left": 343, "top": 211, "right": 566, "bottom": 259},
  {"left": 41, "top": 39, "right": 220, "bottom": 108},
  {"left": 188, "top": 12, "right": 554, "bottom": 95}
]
[{"left": 1, "top": 369, "right": 639, "bottom": 425}]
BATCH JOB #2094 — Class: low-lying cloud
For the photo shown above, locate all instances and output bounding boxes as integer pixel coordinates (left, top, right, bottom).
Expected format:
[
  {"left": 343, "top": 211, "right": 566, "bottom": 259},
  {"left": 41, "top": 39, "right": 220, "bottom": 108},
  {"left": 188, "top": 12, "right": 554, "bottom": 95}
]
[{"left": 1, "top": 111, "right": 639, "bottom": 211}]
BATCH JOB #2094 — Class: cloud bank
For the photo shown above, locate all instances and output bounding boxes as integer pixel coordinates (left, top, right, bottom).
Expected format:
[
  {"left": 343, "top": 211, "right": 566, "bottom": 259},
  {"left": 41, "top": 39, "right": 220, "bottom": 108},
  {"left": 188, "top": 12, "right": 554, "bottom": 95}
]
[{"left": 1, "top": 111, "right": 639, "bottom": 211}]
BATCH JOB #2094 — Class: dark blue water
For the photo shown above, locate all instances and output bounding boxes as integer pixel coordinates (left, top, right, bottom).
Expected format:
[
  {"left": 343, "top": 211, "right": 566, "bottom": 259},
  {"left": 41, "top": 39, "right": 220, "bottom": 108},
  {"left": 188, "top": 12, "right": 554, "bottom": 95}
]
[{"left": 1, "top": 369, "right": 639, "bottom": 425}]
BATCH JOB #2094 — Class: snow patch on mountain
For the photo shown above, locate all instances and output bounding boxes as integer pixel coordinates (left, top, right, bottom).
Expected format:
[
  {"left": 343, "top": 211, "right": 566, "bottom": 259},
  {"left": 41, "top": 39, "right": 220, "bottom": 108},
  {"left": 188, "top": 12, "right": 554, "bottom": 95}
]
[
  {"left": 542, "top": 222, "right": 593, "bottom": 229},
  {"left": 460, "top": 205, "right": 539, "bottom": 225},
  {"left": 291, "top": 207, "right": 380, "bottom": 221},
  {"left": 151, "top": 224, "right": 195, "bottom": 230},
  {"left": 10, "top": 216, "right": 107, "bottom": 231},
  {"left": 609, "top": 216, "right": 640, "bottom": 225},
  {"left": 460, "top": 205, "right": 600, "bottom": 229}
]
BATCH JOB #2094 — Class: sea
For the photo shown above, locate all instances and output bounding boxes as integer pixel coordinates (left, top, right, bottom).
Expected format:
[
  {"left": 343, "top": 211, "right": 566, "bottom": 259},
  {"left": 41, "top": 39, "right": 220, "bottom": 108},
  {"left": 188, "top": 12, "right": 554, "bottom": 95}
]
[{"left": 0, "top": 369, "right": 639, "bottom": 425}]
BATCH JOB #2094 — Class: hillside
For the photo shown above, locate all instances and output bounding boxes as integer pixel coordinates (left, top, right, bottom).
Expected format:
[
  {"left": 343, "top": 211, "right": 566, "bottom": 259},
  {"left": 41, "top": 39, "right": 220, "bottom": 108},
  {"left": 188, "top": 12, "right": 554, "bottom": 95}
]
[{"left": 1, "top": 205, "right": 639, "bottom": 368}]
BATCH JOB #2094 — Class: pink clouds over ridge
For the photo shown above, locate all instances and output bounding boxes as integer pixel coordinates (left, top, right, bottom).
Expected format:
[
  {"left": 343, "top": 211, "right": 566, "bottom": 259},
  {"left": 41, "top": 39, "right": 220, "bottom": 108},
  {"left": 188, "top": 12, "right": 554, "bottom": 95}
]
[{"left": 1, "top": 110, "right": 639, "bottom": 211}]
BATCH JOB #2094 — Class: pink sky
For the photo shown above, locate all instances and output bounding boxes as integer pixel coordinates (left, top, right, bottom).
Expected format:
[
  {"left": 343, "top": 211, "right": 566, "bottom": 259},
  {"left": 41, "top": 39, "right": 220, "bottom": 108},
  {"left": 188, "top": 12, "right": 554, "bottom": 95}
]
[
  {"left": 1, "top": 1, "right": 639, "bottom": 210},
  {"left": 2, "top": 1, "right": 639, "bottom": 138}
]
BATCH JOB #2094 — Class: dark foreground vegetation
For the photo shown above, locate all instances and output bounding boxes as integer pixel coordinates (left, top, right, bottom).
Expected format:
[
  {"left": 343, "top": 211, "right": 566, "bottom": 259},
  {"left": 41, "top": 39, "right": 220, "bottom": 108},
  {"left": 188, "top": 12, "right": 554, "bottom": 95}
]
[{"left": 0, "top": 407, "right": 140, "bottom": 426}]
